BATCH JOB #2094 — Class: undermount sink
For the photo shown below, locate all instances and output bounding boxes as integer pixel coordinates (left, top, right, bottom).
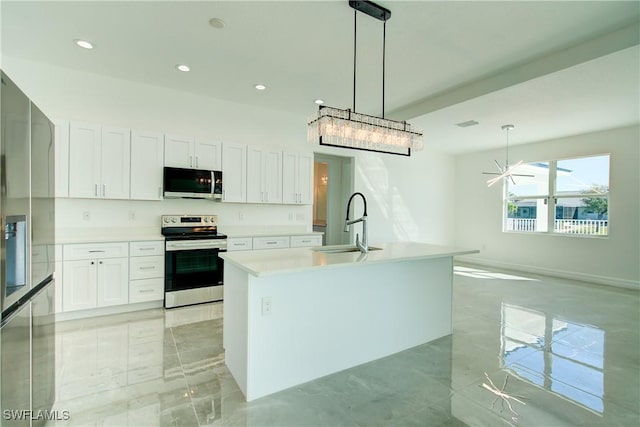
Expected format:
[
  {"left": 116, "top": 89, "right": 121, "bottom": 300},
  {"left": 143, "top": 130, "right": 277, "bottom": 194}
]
[{"left": 312, "top": 245, "right": 382, "bottom": 254}]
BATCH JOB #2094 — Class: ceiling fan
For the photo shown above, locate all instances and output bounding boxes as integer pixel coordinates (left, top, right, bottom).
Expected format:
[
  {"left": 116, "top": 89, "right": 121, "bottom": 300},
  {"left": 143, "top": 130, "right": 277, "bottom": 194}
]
[{"left": 483, "top": 124, "right": 534, "bottom": 187}]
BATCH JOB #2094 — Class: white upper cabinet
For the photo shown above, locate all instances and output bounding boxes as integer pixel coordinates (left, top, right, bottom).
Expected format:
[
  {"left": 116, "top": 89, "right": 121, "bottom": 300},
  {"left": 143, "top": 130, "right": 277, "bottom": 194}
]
[
  {"left": 282, "top": 151, "right": 313, "bottom": 205},
  {"left": 164, "top": 134, "right": 194, "bottom": 168},
  {"left": 247, "top": 147, "right": 282, "bottom": 204},
  {"left": 130, "top": 130, "right": 164, "bottom": 200},
  {"left": 69, "top": 121, "right": 101, "bottom": 198},
  {"left": 101, "top": 126, "right": 131, "bottom": 199},
  {"left": 54, "top": 120, "right": 69, "bottom": 198},
  {"left": 221, "top": 141, "right": 247, "bottom": 203},
  {"left": 69, "top": 122, "right": 130, "bottom": 199},
  {"left": 195, "top": 138, "right": 222, "bottom": 170},
  {"left": 164, "top": 134, "right": 222, "bottom": 170}
]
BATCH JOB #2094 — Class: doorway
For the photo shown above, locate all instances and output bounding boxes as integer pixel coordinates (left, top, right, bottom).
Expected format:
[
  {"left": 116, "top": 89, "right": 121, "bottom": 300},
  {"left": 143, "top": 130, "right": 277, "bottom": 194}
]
[{"left": 313, "top": 154, "right": 354, "bottom": 246}]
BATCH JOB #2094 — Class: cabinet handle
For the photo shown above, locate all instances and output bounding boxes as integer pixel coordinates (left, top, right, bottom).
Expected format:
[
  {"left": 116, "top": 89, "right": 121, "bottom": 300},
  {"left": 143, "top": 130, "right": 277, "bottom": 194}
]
[
  {"left": 95, "top": 184, "right": 99, "bottom": 197},
  {"left": 139, "top": 266, "right": 155, "bottom": 270},
  {"left": 103, "top": 184, "right": 106, "bottom": 197},
  {"left": 138, "top": 247, "right": 155, "bottom": 251},
  {"left": 99, "top": 261, "right": 103, "bottom": 264},
  {"left": 90, "top": 261, "right": 95, "bottom": 265},
  {"left": 195, "top": 157, "right": 199, "bottom": 168},
  {"left": 265, "top": 191, "right": 268, "bottom": 202},
  {"left": 88, "top": 250, "right": 105, "bottom": 253},
  {"left": 158, "top": 187, "right": 162, "bottom": 199},
  {"left": 139, "top": 289, "right": 154, "bottom": 293},
  {"left": 266, "top": 241, "right": 277, "bottom": 245},
  {"left": 189, "top": 156, "right": 193, "bottom": 167}
]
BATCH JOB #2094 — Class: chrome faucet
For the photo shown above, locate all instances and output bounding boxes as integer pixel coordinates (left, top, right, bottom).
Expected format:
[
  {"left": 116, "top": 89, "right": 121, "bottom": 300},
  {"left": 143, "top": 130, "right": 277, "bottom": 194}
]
[{"left": 344, "top": 192, "right": 368, "bottom": 253}]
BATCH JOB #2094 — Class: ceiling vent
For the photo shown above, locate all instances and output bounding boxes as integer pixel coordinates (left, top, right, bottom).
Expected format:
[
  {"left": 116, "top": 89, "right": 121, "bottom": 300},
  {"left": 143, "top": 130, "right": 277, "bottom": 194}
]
[{"left": 455, "top": 120, "right": 479, "bottom": 128}]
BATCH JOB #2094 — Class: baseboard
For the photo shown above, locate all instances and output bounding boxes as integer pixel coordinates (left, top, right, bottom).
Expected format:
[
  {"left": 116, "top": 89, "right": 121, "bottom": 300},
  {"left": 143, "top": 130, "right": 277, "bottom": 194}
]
[
  {"left": 55, "top": 300, "right": 164, "bottom": 322},
  {"left": 456, "top": 256, "right": 640, "bottom": 290}
]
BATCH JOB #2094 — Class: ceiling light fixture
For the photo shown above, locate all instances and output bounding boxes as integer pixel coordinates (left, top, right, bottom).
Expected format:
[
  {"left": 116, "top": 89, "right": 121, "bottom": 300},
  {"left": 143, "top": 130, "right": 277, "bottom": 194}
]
[
  {"left": 74, "top": 39, "right": 93, "bottom": 49},
  {"left": 176, "top": 64, "right": 191, "bottom": 72},
  {"left": 483, "top": 124, "right": 534, "bottom": 187},
  {"left": 307, "top": 1, "right": 423, "bottom": 156},
  {"left": 314, "top": 99, "right": 325, "bottom": 105},
  {"left": 254, "top": 84, "right": 266, "bottom": 91}
]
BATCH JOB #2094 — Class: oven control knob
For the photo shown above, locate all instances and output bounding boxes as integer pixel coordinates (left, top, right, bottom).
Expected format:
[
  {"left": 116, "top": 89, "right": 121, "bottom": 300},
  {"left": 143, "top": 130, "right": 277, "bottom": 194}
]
[
  {"left": 171, "top": 218, "right": 177, "bottom": 223},
  {"left": 163, "top": 217, "right": 169, "bottom": 223},
  {"left": 204, "top": 217, "right": 209, "bottom": 223}
]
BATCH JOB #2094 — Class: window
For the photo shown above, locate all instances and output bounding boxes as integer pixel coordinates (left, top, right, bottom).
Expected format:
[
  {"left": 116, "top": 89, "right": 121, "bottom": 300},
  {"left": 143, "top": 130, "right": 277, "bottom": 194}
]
[{"left": 504, "top": 154, "right": 609, "bottom": 236}]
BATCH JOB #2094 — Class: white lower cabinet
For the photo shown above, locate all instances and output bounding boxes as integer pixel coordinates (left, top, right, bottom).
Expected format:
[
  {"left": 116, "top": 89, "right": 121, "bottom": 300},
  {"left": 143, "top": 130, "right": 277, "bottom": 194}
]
[
  {"left": 61, "top": 241, "right": 138, "bottom": 313},
  {"left": 290, "top": 235, "right": 323, "bottom": 248},
  {"left": 252, "top": 236, "right": 290, "bottom": 250},
  {"left": 62, "top": 257, "right": 128, "bottom": 312},
  {"left": 227, "top": 237, "right": 253, "bottom": 251},
  {"left": 129, "top": 241, "right": 164, "bottom": 304}
]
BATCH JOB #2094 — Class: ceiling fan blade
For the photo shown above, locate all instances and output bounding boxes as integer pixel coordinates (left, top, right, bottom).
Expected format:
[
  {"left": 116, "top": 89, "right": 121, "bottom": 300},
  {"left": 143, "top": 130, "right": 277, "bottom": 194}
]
[
  {"left": 509, "top": 174, "right": 517, "bottom": 185},
  {"left": 482, "top": 172, "right": 501, "bottom": 175},
  {"left": 511, "top": 173, "right": 535, "bottom": 177}
]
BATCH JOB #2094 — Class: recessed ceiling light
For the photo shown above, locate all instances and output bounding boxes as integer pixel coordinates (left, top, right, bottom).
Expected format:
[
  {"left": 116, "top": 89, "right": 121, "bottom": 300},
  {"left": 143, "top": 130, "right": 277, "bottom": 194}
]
[
  {"left": 314, "top": 99, "right": 325, "bottom": 105},
  {"left": 74, "top": 39, "right": 93, "bottom": 49},
  {"left": 209, "top": 18, "right": 225, "bottom": 29},
  {"left": 176, "top": 64, "right": 191, "bottom": 72},
  {"left": 254, "top": 84, "right": 266, "bottom": 91}
]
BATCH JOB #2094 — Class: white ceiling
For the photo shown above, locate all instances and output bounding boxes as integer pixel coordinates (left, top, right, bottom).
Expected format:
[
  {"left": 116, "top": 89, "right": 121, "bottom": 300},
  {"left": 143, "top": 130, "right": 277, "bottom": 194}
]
[{"left": 2, "top": 0, "right": 639, "bottom": 154}]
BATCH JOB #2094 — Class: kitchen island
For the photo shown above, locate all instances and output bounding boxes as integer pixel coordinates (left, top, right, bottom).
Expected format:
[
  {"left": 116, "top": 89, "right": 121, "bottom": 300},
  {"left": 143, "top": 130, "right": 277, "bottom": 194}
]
[{"left": 220, "top": 241, "right": 478, "bottom": 401}]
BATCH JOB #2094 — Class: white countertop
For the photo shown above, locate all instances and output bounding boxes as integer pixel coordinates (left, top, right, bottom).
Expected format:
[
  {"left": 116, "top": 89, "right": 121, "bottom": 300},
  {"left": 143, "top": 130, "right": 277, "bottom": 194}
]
[{"left": 219, "top": 242, "right": 479, "bottom": 277}]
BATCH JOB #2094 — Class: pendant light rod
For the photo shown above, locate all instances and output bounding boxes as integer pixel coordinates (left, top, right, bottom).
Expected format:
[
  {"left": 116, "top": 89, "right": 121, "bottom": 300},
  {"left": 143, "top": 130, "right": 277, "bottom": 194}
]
[
  {"left": 353, "top": 9, "right": 357, "bottom": 112},
  {"left": 502, "top": 124, "right": 514, "bottom": 167},
  {"left": 382, "top": 19, "right": 386, "bottom": 118}
]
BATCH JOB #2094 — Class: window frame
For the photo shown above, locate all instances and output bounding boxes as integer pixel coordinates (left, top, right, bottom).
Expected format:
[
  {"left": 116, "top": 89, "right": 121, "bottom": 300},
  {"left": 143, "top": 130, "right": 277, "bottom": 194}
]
[{"left": 503, "top": 154, "right": 610, "bottom": 238}]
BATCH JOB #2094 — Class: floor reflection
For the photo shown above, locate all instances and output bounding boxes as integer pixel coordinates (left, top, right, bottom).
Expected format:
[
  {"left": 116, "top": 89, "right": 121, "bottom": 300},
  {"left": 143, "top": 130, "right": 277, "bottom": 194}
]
[
  {"left": 46, "top": 266, "right": 639, "bottom": 426},
  {"left": 501, "top": 303, "right": 605, "bottom": 414}
]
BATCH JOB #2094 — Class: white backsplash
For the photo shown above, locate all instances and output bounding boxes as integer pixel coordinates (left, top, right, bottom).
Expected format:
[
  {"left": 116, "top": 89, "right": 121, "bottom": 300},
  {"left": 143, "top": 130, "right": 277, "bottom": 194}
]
[{"left": 55, "top": 198, "right": 312, "bottom": 235}]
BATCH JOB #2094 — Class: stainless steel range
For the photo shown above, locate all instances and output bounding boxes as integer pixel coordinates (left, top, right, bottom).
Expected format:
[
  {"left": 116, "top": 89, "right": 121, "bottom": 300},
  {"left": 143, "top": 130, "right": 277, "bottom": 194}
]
[{"left": 161, "top": 215, "right": 227, "bottom": 308}]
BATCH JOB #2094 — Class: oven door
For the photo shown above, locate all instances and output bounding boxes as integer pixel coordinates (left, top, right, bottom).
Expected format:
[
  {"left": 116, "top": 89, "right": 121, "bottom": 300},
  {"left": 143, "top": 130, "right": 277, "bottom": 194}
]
[{"left": 164, "top": 240, "right": 225, "bottom": 308}]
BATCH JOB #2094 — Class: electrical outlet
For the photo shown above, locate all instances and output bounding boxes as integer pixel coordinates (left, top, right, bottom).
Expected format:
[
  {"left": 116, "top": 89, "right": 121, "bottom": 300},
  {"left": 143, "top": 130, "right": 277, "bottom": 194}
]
[
  {"left": 261, "top": 297, "right": 272, "bottom": 316},
  {"left": 82, "top": 211, "right": 90, "bottom": 221}
]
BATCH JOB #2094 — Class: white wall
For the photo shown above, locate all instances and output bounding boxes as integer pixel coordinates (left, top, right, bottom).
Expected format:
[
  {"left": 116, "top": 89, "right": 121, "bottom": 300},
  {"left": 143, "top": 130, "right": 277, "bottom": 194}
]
[
  {"left": 3, "top": 56, "right": 456, "bottom": 245},
  {"left": 454, "top": 125, "right": 640, "bottom": 288}
]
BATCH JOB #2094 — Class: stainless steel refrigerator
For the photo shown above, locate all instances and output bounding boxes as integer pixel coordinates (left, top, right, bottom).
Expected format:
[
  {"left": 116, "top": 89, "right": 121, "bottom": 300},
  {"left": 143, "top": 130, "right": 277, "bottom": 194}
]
[{"left": 1, "top": 71, "right": 56, "bottom": 427}]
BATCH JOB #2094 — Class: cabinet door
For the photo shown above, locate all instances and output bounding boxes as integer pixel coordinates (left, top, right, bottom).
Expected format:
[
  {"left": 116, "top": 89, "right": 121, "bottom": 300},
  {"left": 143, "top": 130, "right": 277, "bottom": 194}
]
[
  {"left": 297, "top": 152, "right": 313, "bottom": 205},
  {"left": 97, "top": 258, "right": 129, "bottom": 307},
  {"left": 164, "top": 134, "right": 194, "bottom": 168},
  {"left": 246, "top": 147, "right": 265, "bottom": 203},
  {"left": 264, "top": 149, "right": 283, "bottom": 203},
  {"left": 54, "top": 120, "right": 69, "bottom": 198},
  {"left": 69, "top": 121, "right": 101, "bottom": 198},
  {"left": 131, "top": 130, "right": 164, "bottom": 200},
  {"left": 194, "top": 138, "right": 222, "bottom": 170},
  {"left": 101, "top": 126, "right": 131, "bottom": 199},
  {"left": 221, "top": 142, "right": 247, "bottom": 203},
  {"left": 282, "top": 151, "right": 298, "bottom": 204},
  {"left": 62, "top": 259, "right": 97, "bottom": 312}
]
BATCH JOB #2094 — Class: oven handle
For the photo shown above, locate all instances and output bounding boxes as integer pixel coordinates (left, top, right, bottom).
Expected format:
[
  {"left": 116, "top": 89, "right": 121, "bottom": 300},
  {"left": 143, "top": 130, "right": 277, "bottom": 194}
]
[{"left": 166, "top": 241, "right": 227, "bottom": 251}]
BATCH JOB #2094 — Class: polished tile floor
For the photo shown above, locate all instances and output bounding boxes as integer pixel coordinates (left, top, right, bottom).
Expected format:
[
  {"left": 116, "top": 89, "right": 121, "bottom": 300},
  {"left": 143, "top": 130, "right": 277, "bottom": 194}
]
[{"left": 48, "top": 265, "right": 640, "bottom": 426}]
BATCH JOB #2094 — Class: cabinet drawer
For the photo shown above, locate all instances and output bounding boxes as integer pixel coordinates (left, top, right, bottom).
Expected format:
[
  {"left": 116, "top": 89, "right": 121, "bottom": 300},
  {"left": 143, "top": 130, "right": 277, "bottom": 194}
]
[
  {"left": 252, "top": 236, "right": 290, "bottom": 250},
  {"left": 130, "top": 256, "right": 164, "bottom": 280},
  {"left": 129, "top": 278, "right": 164, "bottom": 304},
  {"left": 227, "top": 237, "right": 253, "bottom": 251},
  {"left": 63, "top": 242, "right": 129, "bottom": 260},
  {"left": 130, "top": 241, "right": 164, "bottom": 257},
  {"left": 290, "top": 235, "right": 323, "bottom": 248}
]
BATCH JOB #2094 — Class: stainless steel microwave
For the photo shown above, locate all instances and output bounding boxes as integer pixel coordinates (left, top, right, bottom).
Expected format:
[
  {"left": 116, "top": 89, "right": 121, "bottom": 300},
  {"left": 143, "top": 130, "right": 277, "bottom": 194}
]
[{"left": 163, "top": 167, "right": 223, "bottom": 200}]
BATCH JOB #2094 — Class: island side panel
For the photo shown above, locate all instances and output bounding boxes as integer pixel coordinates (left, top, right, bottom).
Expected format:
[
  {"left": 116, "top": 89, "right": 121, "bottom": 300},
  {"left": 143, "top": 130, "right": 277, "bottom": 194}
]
[
  {"left": 222, "top": 263, "right": 250, "bottom": 398},
  {"left": 243, "top": 256, "right": 453, "bottom": 401}
]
